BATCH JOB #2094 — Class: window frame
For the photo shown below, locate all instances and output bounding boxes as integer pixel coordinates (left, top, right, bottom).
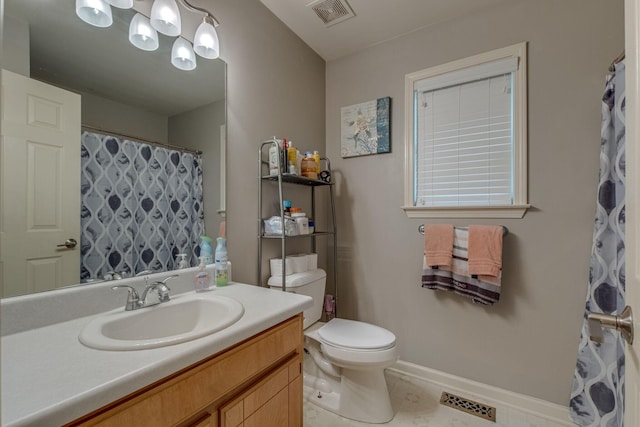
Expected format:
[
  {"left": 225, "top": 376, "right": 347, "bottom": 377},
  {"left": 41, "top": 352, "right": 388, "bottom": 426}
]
[{"left": 402, "top": 42, "right": 529, "bottom": 219}]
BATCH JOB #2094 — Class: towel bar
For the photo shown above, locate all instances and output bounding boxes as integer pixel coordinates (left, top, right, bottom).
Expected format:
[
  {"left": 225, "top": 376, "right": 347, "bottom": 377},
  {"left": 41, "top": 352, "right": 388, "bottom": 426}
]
[{"left": 418, "top": 224, "right": 509, "bottom": 236}]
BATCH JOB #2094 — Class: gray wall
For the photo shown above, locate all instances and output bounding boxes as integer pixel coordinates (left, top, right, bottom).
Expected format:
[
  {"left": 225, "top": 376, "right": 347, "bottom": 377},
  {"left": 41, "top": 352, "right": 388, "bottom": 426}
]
[
  {"left": 82, "top": 91, "right": 169, "bottom": 144},
  {"left": 324, "top": 0, "right": 624, "bottom": 405},
  {"left": 211, "top": 0, "right": 327, "bottom": 285}
]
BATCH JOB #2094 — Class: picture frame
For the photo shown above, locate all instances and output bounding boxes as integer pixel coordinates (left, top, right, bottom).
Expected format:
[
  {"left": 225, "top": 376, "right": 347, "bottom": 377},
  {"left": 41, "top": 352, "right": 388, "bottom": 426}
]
[{"left": 340, "top": 96, "right": 391, "bottom": 158}]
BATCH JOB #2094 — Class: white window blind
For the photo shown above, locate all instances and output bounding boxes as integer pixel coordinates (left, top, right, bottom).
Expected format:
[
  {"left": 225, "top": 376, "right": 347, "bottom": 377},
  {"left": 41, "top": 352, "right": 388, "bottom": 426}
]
[{"left": 414, "top": 71, "right": 514, "bottom": 207}]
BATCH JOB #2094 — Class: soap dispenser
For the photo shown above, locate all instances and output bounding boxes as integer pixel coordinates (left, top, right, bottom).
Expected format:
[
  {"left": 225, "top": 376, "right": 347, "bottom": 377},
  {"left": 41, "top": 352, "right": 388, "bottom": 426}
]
[
  {"left": 194, "top": 256, "right": 212, "bottom": 292},
  {"left": 176, "top": 253, "right": 189, "bottom": 269}
]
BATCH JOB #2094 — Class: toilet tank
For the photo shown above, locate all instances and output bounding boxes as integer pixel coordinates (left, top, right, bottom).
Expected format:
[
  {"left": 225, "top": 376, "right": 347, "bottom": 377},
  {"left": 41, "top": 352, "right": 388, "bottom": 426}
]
[{"left": 268, "top": 269, "right": 326, "bottom": 329}]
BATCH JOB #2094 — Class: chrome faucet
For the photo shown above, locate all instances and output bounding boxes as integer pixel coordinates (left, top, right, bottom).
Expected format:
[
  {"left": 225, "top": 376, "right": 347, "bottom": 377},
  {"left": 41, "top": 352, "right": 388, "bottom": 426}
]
[
  {"left": 135, "top": 269, "right": 154, "bottom": 277},
  {"left": 112, "top": 275, "right": 178, "bottom": 311},
  {"left": 111, "top": 285, "right": 140, "bottom": 311}
]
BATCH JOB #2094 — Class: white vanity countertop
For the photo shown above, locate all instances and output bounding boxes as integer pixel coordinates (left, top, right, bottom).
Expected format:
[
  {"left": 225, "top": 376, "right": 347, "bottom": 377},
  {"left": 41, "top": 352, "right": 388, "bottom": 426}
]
[{"left": 1, "top": 283, "right": 312, "bottom": 427}]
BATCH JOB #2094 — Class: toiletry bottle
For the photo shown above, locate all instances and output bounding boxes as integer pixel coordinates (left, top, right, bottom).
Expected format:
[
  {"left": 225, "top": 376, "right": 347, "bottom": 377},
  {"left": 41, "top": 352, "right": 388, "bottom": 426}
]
[
  {"left": 313, "top": 150, "right": 321, "bottom": 174},
  {"left": 301, "top": 153, "right": 317, "bottom": 179},
  {"left": 283, "top": 200, "right": 292, "bottom": 215},
  {"left": 177, "top": 253, "right": 189, "bottom": 269},
  {"left": 268, "top": 137, "right": 280, "bottom": 176},
  {"left": 200, "top": 236, "right": 214, "bottom": 264},
  {"left": 280, "top": 138, "right": 289, "bottom": 173},
  {"left": 287, "top": 141, "right": 298, "bottom": 175},
  {"left": 194, "top": 256, "right": 211, "bottom": 292},
  {"left": 215, "top": 237, "right": 229, "bottom": 287}
]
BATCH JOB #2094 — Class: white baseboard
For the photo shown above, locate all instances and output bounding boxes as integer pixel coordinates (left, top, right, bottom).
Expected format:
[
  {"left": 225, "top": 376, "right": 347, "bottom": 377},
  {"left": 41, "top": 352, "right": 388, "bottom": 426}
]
[{"left": 388, "top": 360, "right": 575, "bottom": 426}]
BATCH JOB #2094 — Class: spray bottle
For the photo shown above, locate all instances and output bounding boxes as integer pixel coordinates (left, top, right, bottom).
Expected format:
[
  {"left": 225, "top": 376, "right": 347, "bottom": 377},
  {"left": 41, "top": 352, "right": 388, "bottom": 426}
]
[{"left": 215, "top": 237, "right": 229, "bottom": 287}]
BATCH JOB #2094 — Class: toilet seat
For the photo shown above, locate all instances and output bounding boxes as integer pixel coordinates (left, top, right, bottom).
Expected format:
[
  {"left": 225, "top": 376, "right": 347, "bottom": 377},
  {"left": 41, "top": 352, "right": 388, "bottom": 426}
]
[{"left": 317, "top": 318, "right": 396, "bottom": 351}]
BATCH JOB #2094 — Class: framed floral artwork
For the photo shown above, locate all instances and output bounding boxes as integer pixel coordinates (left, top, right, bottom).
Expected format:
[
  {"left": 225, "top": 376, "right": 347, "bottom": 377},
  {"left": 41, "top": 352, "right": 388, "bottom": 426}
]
[{"left": 340, "top": 96, "right": 391, "bottom": 158}]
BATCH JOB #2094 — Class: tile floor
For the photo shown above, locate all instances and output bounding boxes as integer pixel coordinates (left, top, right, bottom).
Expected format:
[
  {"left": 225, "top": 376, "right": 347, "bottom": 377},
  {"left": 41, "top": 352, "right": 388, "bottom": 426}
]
[{"left": 303, "top": 369, "right": 574, "bottom": 427}]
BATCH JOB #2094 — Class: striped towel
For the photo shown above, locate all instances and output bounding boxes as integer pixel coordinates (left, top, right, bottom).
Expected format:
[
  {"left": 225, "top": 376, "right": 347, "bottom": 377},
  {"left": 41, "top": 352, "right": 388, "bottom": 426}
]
[{"left": 421, "top": 227, "right": 502, "bottom": 305}]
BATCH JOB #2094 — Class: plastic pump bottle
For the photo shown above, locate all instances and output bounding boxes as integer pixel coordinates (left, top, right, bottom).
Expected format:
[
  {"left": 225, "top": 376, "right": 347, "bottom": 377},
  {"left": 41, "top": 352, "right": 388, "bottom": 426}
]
[
  {"left": 215, "top": 237, "right": 229, "bottom": 287},
  {"left": 200, "top": 236, "right": 214, "bottom": 264},
  {"left": 194, "top": 257, "right": 212, "bottom": 292}
]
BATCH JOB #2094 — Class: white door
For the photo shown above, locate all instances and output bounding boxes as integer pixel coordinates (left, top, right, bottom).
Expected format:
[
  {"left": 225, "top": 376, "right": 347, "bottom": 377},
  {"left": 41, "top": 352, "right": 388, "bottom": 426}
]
[
  {"left": 625, "top": 0, "right": 640, "bottom": 425},
  {"left": 0, "top": 70, "right": 81, "bottom": 297}
]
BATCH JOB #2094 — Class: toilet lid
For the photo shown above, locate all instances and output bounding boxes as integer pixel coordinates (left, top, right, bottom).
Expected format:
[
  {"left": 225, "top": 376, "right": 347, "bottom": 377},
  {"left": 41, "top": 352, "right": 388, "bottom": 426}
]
[{"left": 317, "top": 318, "right": 396, "bottom": 350}]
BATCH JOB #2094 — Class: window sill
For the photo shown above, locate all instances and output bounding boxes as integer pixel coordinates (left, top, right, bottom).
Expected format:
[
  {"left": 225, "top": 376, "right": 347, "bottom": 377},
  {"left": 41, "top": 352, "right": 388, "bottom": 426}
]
[{"left": 402, "top": 205, "right": 530, "bottom": 219}]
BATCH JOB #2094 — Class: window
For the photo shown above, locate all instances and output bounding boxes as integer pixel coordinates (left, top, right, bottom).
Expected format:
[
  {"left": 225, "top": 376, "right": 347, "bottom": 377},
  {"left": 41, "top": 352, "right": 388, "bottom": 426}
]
[{"left": 403, "top": 43, "right": 529, "bottom": 218}]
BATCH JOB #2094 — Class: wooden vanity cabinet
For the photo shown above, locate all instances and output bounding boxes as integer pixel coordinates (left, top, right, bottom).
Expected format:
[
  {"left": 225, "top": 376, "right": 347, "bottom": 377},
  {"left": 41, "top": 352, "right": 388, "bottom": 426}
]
[
  {"left": 219, "top": 356, "right": 302, "bottom": 427},
  {"left": 66, "top": 314, "right": 303, "bottom": 427}
]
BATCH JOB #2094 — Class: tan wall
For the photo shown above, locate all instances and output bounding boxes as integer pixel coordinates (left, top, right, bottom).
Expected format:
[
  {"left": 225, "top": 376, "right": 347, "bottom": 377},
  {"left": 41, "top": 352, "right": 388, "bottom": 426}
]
[
  {"left": 211, "top": 0, "right": 326, "bottom": 284},
  {"left": 324, "top": 0, "right": 624, "bottom": 405},
  {"left": 169, "top": 100, "right": 226, "bottom": 242}
]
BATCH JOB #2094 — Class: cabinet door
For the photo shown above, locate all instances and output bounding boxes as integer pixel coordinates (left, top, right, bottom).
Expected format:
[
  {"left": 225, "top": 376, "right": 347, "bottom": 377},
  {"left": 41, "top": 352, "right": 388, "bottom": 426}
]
[
  {"left": 220, "top": 400, "right": 243, "bottom": 427},
  {"left": 288, "top": 375, "right": 302, "bottom": 427},
  {"left": 219, "top": 356, "right": 302, "bottom": 427},
  {"left": 244, "top": 387, "right": 288, "bottom": 427},
  {"left": 188, "top": 412, "right": 216, "bottom": 427}
]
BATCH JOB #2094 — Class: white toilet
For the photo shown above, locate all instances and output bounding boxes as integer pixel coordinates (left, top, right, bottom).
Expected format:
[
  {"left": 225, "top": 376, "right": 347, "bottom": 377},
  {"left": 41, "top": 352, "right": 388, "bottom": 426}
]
[{"left": 269, "top": 269, "right": 398, "bottom": 423}]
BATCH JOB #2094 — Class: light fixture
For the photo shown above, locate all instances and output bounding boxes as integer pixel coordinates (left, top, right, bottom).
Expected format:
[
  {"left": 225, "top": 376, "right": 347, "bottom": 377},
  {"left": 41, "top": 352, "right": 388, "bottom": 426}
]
[
  {"left": 104, "top": 0, "right": 133, "bottom": 8},
  {"left": 171, "top": 37, "right": 197, "bottom": 71},
  {"left": 76, "top": 0, "right": 113, "bottom": 28},
  {"left": 150, "top": 0, "right": 182, "bottom": 37},
  {"left": 193, "top": 15, "right": 219, "bottom": 59},
  {"left": 76, "top": 0, "right": 221, "bottom": 71},
  {"left": 129, "top": 13, "right": 159, "bottom": 51}
]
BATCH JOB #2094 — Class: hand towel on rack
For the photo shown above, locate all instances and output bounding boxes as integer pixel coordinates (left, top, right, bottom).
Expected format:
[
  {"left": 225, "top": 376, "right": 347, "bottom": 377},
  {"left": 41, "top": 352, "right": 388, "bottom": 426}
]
[
  {"left": 422, "top": 227, "right": 502, "bottom": 305},
  {"left": 468, "top": 225, "right": 503, "bottom": 277},
  {"left": 424, "top": 224, "right": 454, "bottom": 267}
]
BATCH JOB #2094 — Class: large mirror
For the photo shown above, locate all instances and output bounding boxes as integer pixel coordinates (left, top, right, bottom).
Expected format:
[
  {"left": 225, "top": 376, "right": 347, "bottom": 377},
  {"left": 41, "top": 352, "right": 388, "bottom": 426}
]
[{"left": 1, "top": 0, "right": 226, "bottom": 297}]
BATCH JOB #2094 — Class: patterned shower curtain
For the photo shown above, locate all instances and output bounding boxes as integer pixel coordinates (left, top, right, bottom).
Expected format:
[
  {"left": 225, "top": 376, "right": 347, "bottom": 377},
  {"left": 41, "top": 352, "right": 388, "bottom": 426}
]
[
  {"left": 80, "top": 131, "right": 205, "bottom": 281},
  {"left": 570, "top": 61, "right": 626, "bottom": 427}
]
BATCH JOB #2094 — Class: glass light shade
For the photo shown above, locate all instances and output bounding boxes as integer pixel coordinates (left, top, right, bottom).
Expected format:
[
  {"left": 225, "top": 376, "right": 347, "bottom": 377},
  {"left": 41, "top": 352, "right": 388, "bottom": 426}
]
[
  {"left": 105, "top": 0, "right": 133, "bottom": 8},
  {"left": 150, "top": 0, "right": 181, "bottom": 37},
  {"left": 194, "top": 19, "right": 219, "bottom": 59},
  {"left": 129, "top": 13, "right": 159, "bottom": 51},
  {"left": 76, "top": 0, "right": 113, "bottom": 28},
  {"left": 171, "top": 38, "right": 197, "bottom": 71}
]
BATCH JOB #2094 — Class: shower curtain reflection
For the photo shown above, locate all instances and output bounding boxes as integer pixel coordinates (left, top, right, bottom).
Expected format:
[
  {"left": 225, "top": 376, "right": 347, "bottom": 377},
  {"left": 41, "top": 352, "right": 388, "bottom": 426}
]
[{"left": 80, "top": 131, "right": 205, "bottom": 281}]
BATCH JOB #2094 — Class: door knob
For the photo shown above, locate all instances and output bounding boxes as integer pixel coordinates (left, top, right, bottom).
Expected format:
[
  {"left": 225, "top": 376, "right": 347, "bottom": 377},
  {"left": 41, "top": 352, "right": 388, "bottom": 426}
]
[
  {"left": 588, "top": 305, "right": 634, "bottom": 345},
  {"left": 56, "top": 238, "right": 77, "bottom": 249}
]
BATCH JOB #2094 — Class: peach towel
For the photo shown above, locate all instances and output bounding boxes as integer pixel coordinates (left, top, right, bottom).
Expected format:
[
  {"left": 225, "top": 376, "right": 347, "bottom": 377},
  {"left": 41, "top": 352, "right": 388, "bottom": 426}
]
[
  {"left": 468, "top": 225, "right": 503, "bottom": 277},
  {"left": 424, "top": 224, "right": 454, "bottom": 267}
]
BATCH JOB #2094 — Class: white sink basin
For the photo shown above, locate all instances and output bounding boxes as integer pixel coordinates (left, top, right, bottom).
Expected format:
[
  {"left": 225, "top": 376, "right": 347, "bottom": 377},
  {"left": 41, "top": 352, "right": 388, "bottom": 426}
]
[{"left": 79, "top": 294, "right": 244, "bottom": 351}]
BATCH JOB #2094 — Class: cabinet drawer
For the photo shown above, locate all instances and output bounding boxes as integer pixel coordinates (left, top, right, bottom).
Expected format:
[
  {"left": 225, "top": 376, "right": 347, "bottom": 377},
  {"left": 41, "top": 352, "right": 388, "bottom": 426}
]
[{"left": 68, "top": 315, "right": 302, "bottom": 427}]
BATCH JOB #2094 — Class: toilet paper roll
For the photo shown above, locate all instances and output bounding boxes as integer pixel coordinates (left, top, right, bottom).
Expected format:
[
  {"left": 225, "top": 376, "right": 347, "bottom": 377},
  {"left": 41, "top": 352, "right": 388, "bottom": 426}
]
[
  {"left": 289, "top": 254, "right": 308, "bottom": 273},
  {"left": 306, "top": 253, "right": 318, "bottom": 270},
  {"left": 270, "top": 258, "right": 293, "bottom": 276}
]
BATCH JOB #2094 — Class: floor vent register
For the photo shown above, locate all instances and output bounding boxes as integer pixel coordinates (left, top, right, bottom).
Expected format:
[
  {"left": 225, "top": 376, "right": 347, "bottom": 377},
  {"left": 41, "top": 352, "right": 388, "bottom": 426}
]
[{"left": 439, "top": 391, "right": 497, "bottom": 422}]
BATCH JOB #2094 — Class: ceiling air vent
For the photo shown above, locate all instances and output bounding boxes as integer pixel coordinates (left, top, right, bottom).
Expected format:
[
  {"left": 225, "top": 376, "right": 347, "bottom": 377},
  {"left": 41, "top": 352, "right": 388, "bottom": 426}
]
[{"left": 307, "top": 0, "right": 355, "bottom": 27}]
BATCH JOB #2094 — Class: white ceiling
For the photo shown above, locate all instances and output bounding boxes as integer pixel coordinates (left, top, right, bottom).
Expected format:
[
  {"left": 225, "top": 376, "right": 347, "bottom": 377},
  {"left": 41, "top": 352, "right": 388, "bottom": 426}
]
[{"left": 259, "top": 0, "right": 511, "bottom": 61}]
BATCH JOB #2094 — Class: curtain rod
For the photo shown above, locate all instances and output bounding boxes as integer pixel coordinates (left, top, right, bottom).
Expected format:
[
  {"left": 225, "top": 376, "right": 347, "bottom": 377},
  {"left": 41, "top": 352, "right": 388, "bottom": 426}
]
[{"left": 81, "top": 125, "right": 203, "bottom": 156}]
